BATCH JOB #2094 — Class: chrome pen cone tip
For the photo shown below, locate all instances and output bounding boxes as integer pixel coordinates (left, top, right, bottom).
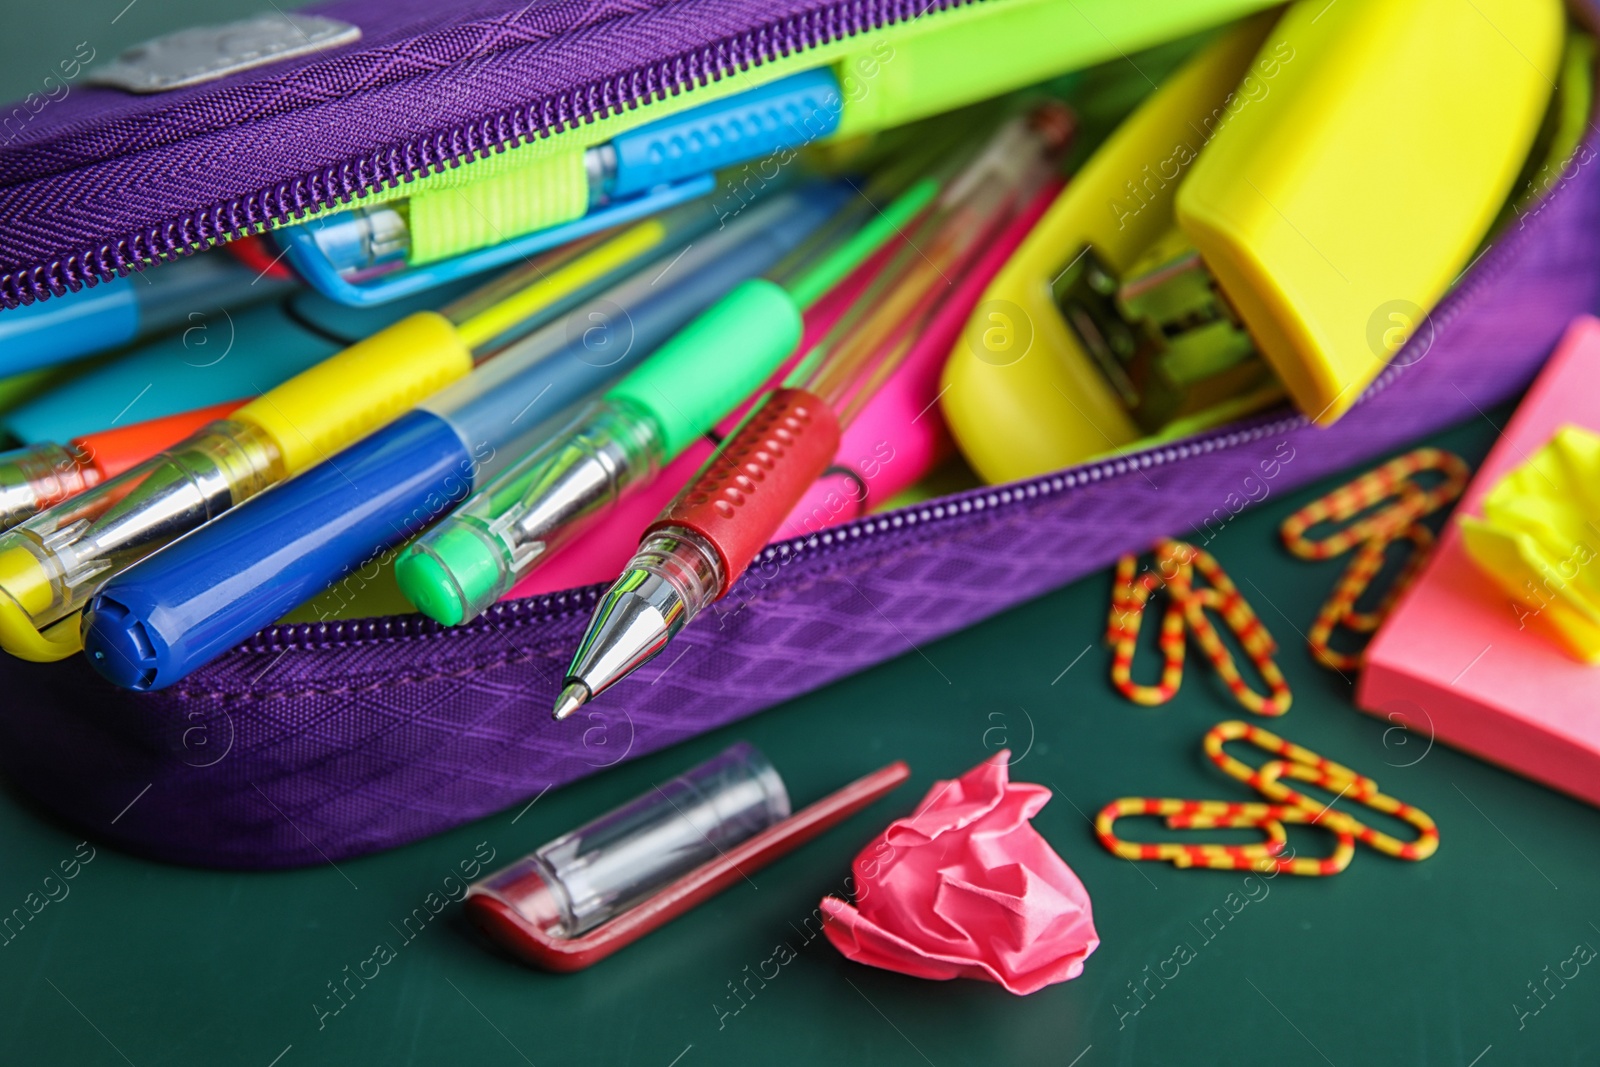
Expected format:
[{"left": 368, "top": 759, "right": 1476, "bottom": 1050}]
[{"left": 552, "top": 681, "right": 591, "bottom": 721}]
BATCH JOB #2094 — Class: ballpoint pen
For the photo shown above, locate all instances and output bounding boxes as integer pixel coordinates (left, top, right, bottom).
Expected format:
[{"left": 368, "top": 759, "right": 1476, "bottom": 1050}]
[
  {"left": 0, "top": 245, "right": 296, "bottom": 374},
  {"left": 0, "top": 400, "right": 243, "bottom": 533},
  {"left": 482, "top": 217, "right": 916, "bottom": 600},
  {"left": 394, "top": 175, "right": 940, "bottom": 626},
  {"left": 774, "top": 179, "right": 1061, "bottom": 542},
  {"left": 555, "top": 106, "right": 1071, "bottom": 719},
  {"left": 79, "top": 186, "right": 847, "bottom": 690},
  {"left": 0, "top": 209, "right": 712, "bottom": 661}
]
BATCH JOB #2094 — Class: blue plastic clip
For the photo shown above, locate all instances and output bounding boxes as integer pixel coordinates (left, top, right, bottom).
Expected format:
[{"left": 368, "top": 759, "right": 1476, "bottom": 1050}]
[{"left": 275, "top": 174, "right": 716, "bottom": 308}]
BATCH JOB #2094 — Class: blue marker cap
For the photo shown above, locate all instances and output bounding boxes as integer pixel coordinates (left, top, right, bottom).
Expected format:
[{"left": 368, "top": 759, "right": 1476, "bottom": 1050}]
[
  {"left": 80, "top": 590, "right": 161, "bottom": 691},
  {"left": 82, "top": 410, "right": 474, "bottom": 691}
]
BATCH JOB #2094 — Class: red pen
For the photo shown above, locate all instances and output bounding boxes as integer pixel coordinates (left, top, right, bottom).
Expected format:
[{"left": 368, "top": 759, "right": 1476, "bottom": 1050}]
[{"left": 556, "top": 103, "right": 1073, "bottom": 720}]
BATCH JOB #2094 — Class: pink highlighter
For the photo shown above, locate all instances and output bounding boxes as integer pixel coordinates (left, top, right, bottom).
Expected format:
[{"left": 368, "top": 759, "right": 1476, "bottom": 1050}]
[
  {"left": 506, "top": 182, "right": 1061, "bottom": 598},
  {"left": 775, "top": 181, "right": 1061, "bottom": 540}
]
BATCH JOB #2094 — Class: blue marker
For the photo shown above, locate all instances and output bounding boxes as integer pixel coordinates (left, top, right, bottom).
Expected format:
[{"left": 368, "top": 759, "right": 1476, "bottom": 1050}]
[
  {"left": 0, "top": 250, "right": 294, "bottom": 376},
  {"left": 81, "top": 184, "right": 848, "bottom": 690},
  {"left": 276, "top": 68, "right": 843, "bottom": 306}
]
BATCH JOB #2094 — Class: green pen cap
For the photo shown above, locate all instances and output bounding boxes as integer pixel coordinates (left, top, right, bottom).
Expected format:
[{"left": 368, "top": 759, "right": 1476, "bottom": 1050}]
[{"left": 395, "top": 523, "right": 507, "bottom": 627}]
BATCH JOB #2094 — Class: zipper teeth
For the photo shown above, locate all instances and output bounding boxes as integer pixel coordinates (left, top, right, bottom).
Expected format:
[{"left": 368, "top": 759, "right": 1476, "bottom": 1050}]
[
  {"left": 246, "top": 174, "right": 1550, "bottom": 654},
  {"left": 239, "top": 13, "right": 1589, "bottom": 654},
  {"left": 4, "top": 0, "right": 972, "bottom": 305},
  {"left": 250, "top": 409, "right": 1308, "bottom": 652}
]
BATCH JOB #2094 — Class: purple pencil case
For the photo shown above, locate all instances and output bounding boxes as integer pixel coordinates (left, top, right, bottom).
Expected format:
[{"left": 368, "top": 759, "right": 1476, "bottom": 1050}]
[{"left": 1, "top": 0, "right": 1598, "bottom": 869}]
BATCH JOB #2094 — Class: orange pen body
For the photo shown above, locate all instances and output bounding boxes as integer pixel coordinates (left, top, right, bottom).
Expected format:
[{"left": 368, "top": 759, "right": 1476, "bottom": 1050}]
[{"left": 0, "top": 400, "right": 246, "bottom": 531}]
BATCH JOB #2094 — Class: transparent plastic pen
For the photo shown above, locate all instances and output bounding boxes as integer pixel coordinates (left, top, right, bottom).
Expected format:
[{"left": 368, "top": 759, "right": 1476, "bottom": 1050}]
[
  {"left": 556, "top": 106, "right": 1073, "bottom": 718},
  {"left": 78, "top": 188, "right": 844, "bottom": 691},
  {"left": 0, "top": 205, "right": 716, "bottom": 661},
  {"left": 396, "top": 176, "right": 940, "bottom": 626},
  {"left": 0, "top": 400, "right": 244, "bottom": 534}
]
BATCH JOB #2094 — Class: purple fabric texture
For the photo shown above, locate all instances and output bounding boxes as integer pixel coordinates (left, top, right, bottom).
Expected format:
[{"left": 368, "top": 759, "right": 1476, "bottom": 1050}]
[
  {"left": 0, "top": 0, "right": 969, "bottom": 304},
  {"left": 2, "top": 118, "right": 1597, "bottom": 867}
]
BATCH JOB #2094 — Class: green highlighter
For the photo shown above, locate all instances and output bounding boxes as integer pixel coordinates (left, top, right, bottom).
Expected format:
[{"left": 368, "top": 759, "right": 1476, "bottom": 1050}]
[{"left": 396, "top": 176, "right": 940, "bottom": 626}]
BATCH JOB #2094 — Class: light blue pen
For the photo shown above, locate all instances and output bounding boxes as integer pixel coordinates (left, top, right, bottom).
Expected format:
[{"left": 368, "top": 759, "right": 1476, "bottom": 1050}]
[{"left": 0, "top": 250, "right": 294, "bottom": 376}]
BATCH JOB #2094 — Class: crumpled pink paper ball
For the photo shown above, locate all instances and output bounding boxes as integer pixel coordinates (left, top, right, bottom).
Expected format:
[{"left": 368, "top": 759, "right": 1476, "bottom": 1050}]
[{"left": 821, "top": 750, "right": 1098, "bottom": 995}]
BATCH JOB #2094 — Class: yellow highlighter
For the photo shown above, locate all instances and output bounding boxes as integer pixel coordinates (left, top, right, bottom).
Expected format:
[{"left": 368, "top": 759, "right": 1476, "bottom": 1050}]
[
  {"left": 943, "top": 0, "right": 1564, "bottom": 484},
  {"left": 0, "top": 215, "right": 688, "bottom": 660}
]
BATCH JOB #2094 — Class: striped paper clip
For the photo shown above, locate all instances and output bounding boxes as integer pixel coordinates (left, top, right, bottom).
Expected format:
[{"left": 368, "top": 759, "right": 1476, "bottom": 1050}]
[
  {"left": 1094, "top": 796, "right": 1356, "bottom": 877},
  {"left": 1203, "top": 720, "right": 1440, "bottom": 861},
  {"left": 1095, "top": 721, "right": 1438, "bottom": 877},
  {"left": 1280, "top": 448, "right": 1469, "bottom": 670},
  {"left": 1107, "top": 539, "right": 1291, "bottom": 716}
]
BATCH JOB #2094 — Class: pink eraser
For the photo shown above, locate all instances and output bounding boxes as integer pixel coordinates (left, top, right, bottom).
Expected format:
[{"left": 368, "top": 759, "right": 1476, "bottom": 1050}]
[{"left": 1358, "top": 314, "right": 1600, "bottom": 807}]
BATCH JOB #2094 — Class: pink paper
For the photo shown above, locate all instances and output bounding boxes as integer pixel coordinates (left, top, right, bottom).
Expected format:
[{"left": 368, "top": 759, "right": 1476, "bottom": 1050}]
[
  {"left": 821, "top": 751, "right": 1098, "bottom": 995},
  {"left": 1359, "top": 314, "right": 1600, "bottom": 807}
]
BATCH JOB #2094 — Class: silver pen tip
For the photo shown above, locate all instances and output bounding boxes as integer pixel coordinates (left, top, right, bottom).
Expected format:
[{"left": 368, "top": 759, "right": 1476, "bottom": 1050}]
[{"left": 552, "top": 681, "right": 590, "bottom": 721}]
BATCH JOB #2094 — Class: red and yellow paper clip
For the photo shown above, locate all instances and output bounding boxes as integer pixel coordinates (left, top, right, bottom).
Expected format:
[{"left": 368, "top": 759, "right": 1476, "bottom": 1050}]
[
  {"left": 1204, "top": 719, "right": 1440, "bottom": 860},
  {"left": 1096, "top": 720, "right": 1438, "bottom": 877},
  {"left": 1280, "top": 448, "right": 1470, "bottom": 670},
  {"left": 1095, "top": 796, "right": 1356, "bottom": 876},
  {"left": 1107, "top": 539, "right": 1291, "bottom": 716}
]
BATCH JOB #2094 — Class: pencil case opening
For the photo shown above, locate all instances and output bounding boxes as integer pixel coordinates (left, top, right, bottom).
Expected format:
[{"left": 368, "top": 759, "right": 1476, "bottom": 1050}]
[{"left": 0, "top": 0, "right": 1595, "bottom": 868}]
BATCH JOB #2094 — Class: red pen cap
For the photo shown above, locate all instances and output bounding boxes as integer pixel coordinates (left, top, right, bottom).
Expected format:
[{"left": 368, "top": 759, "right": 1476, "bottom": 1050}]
[
  {"left": 72, "top": 400, "right": 248, "bottom": 481},
  {"left": 473, "top": 743, "right": 789, "bottom": 940},
  {"left": 465, "top": 752, "right": 910, "bottom": 972}
]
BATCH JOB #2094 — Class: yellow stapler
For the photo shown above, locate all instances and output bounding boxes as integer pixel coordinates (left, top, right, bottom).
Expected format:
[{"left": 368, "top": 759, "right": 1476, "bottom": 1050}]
[{"left": 943, "top": 0, "right": 1564, "bottom": 485}]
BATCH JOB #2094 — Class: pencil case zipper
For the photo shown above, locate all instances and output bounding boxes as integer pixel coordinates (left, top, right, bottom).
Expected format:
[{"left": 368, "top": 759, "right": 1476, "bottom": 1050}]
[
  {"left": 0, "top": 0, "right": 980, "bottom": 307},
  {"left": 0, "top": 85, "right": 1589, "bottom": 869},
  {"left": 240, "top": 173, "right": 1542, "bottom": 661}
]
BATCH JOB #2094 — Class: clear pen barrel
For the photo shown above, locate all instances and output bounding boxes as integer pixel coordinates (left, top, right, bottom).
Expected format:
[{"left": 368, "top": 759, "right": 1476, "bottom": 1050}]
[
  {"left": 306, "top": 205, "right": 412, "bottom": 278},
  {"left": 0, "top": 443, "right": 95, "bottom": 533},
  {"left": 0, "top": 421, "right": 284, "bottom": 631},
  {"left": 405, "top": 399, "right": 663, "bottom": 623},
  {"left": 470, "top": 742, "right": 790, "bottom": 937}
]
